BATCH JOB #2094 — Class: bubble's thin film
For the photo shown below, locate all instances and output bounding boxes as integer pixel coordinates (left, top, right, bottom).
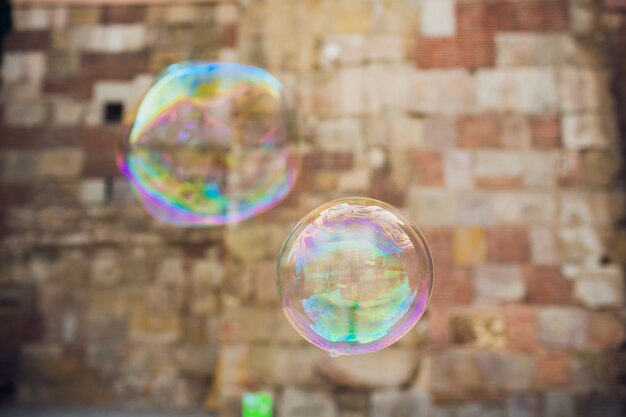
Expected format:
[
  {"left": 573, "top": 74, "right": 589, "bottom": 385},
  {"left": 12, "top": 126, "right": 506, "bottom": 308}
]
[
  {"left": 118, "top": 62, "right": 298, "bottom": 226},
  {"left": 277, "top": 197, "right": 434, "bottom": 356}
]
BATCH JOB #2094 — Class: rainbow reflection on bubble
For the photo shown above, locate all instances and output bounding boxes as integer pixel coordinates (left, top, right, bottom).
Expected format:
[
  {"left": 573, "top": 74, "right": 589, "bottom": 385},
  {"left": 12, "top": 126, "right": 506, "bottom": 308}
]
[
  {"left": 118, "top": 62, "right": 298, "bottom": 226},
  {"left": 277, "top": 197, "right": 434, "bottom": 356}
]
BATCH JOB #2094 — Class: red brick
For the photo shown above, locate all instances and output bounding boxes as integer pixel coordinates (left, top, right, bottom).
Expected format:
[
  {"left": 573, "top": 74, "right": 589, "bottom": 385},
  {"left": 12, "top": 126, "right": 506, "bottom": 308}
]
[
  {"left": 43, "top": 78, "right": 95, "bottom": 99},
  {"left": 82, "top": 53, "right": 149, "bottom": 79},
  {"left": 458, "top": 116, "right": 500, "bottom": 148},
  {"left": 588, "top": 312, "right": 625, "bottom": 348},
  {"left": 0, "top": 128, "right": 40, "bottom": 150},
  {"left": 535, "top": 351, "right": 571, "bottom": 388},
  {"left": 422, "top": 227, "right": 453, "bottom": 266},
  {"left": 369, "top": 170, "right": 405, "bottom": 207},
  {"left": 416, "top": 3, "right": 496, "bottom": 69},
  {"left": 4, "top": 31, "right": 50, "bottom": 51},
  {"left": 101, "top": 6, "right": 146, "bottom": 24},
  {"left": 429, "top": 265, "right": 473, "bottom": 306},
  {"left": 220, "top": 24, "right": 238, "bottom": 47},
  {"left": 487, "top": 227, "right": 530, "bottom": 262},
  {"left": 416, "top": 1, "right": 568, "bottom": 69},
  {"left": 427, "top": 305, "right": 452, "bottom": 349},
  {"left": 525, "top": 266, "right": 573, "bottom": 305},
  {"left": 302, "top": 152, "right": 353, "bottom": 171},
  {"left": 79, "top": 127, "right": 122, "bottom": 177},
  {"left": 530, "top": 115, "right": 561, "bottom": 149},
  {"left": 0, "top": 185, "right": 32, "bottom": 207},
  {"left": 411, "top": 150, "right": 443, "bottom": 186},
  {"left": 505, "top": 304, "right": 538, "bottom": 352},
  {"left": 493, "top": 1, "right": 569, "bottom": 32}
]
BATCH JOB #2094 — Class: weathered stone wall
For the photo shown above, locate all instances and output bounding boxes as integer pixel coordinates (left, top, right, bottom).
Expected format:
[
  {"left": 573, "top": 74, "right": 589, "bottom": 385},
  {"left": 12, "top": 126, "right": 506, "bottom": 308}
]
[{"left": 1, "top": 0, "right": 625, "bottom": 416}]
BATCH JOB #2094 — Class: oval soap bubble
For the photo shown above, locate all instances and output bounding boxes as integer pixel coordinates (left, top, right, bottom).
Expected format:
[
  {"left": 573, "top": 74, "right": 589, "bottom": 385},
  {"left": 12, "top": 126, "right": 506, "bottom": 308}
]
[
  {"left": 118, "top": 62, "right": 298, "bottom": 226},
  {"left": 277, "top": 197, "right": 433, "bottom": 356}
]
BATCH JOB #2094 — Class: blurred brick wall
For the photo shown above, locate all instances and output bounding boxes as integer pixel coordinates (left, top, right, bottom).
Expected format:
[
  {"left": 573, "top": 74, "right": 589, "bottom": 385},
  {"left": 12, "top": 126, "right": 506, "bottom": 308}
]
[{"left": 1, "top": 0, "right": 626, "bottom": 416}]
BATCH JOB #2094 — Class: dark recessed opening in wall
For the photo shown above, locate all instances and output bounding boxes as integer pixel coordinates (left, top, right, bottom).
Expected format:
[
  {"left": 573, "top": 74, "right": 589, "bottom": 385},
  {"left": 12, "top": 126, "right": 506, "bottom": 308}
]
[{"left": 104, "top": 102, "right": 124, "bottom": 124}]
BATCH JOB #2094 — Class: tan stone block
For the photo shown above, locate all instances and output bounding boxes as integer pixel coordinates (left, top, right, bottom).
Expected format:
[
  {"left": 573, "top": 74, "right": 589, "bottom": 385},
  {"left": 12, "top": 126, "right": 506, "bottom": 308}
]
[
  {"left": 68, "top": 7, "right": 101, "bottom": 26},
  {"left": 130, "top": 311, "right": 182, "bottom": 344},
  {"left": 408, "top": 187, "right": 457, "bottom": 226},
  {"left": 477, "top": 68, "right": 558, "bottom": 114},
  {"left": 492, "top": 192, "right": 556, "bottom": 225},
  {"left": 36, "top": 148, "right": 84, "bottom": 178},
  {"left": 475, "top": 265, "right": 525, "bottom": 303},
  {"left": 453, "top": 228, "right": 487, "bottom": 266},
  {"left": 574, "top": 265, "right": 625, "bottom": 309},
  {"left": 330, "top": 2, "right": 373, "bottom": 34}
]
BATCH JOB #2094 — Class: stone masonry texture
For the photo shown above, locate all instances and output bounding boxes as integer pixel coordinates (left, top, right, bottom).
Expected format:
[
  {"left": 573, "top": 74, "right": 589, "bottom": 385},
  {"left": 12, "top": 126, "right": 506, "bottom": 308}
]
[{"left": 1, "top": 0, "right": 626, "bottom": 416}]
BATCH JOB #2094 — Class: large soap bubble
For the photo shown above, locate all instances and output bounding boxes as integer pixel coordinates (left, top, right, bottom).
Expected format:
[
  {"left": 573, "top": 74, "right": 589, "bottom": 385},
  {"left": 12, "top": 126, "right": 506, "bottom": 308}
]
[
  {"left": 277, "top": 197, "right": 433, "bottom": 356},
  {"left": 118, "top": 62, "right": 298, "bottom": 226}
]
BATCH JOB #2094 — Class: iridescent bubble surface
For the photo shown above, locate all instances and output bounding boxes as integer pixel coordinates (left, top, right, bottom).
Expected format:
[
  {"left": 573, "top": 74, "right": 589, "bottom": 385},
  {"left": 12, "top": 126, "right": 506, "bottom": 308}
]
[
  {"left": 118, "top": 62, "right": 298, "bottom": 226},
  {"left": 277, "top": 197, "right": 433, "bottom": 356}
]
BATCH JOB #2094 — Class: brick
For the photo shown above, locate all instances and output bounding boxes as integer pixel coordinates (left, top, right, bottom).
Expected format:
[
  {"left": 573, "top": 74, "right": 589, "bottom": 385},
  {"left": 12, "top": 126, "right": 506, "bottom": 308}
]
[
  {"left": 427, "top": 306, "right": 452, "bottom": 349},
  {"left": 505, "top": 305, "right": 537, "bottom": 352},
  {"left": 3, "top": 101, "right": 48, "bottom": 127},
  {"left": 430, "top": 350, "right": 483, "bottom": 401},
  {"left": 495, "top": 33, "right": 573, "bottom": 67},
  {"left": 580, "top": 150, "right": 620, "bottom": 187},
  {"left": 2, "top": 52, "right": 47, "bottom": 85},
  {"left": 424, "top": 118, "right": 458, "bottom": 150},
  {"left": 475, "top": 265, "right": 525, "bottom": 303},
  {"left": 476, "top": 69, "right": 558, "bottom": 114},
  {"left": 453, "top": 228, "right": 487, "bottom": 266},
  {"left": 302, "top": 152, "right": 353, "bottom": 172},
  {"left": 474, "top": 151, "right": 524, "bottom": 188},
  {"left": 371, "top": 390, "right": 431, "bottom": 417},
  {"left": 443, "top": 151, "right": 473, "bottom": 190},
  {"left": 559, "top": 67, "right": 612, "bottom": 113},
  {"left": 81, "top": 52, "right": 149, "bottom": 80},
  {"left": 316, "top": 118, "right": 363, "bottom": 153},
  {"left": 574, "top": 265, "right": 625, "bottom": 309},
  {"left": 422, "top": 227, "right": 453, "bottom": 266},
  {"left": 411, "top": 150, "right": 443, "bottom": 186},
  {"left": 501, "top": 116, "right": 531, "bottom": 149},
  {"left": 79, "top": 127, "right": 119, "bottom": 177},
  {"left": 535, "top": 351, "right": 571, "bottom": 388},
  {"left": 80, "top": 179, "right": 106, "bottom": 204},
  {"left": 530, "top": 115, "right": 561, "bottom": 148},
  {"left": 492, "top": 192, "right": 556, "bottom": 224},
  {"left": 487, "top": 228, "right": 530, "bottom": 263},
  {"left": 14, "top": 7, "right": 67, "bottom": 31},
  {"left": 101, "top": 6, "right": 146, "bottom": 24},
  {"left": 543, "top": 392, "right": 575, "bottom": 417},
  {"left": 558, "top": 227, "right": 603, "bottom": 263},
  {"left": 130, "top": 311, "right": 182, "bottom": 344},
  {"left": 524, "top": 151, "right": 556, "bottom": 189},
  {"left": 416, "top": 2, "right": 496, "bottom": 69},
  {"left": 420, "top": 0, "right": 456, "bottom": 37},
  {"left": 562, "top": 113, "right": 616, "bottom": 150},
  {"left": 588, "top": 312, "right": 625, "bottom": 348},
  {"left": 450, "top": 309, "right": 505, "bottom": 348},
  {"left": 280, "top": 388, "right": 337, "bottom": 417},
  {"left": 43, "top": 77, "right": 94, "bottom": 99},
  {"left": 316, "top": 349, "right": 418, "bottom": 388},
  {"left": 4, "top": 30, "right": 50, "bottom": 51},
  {"left": 458, "top": 115, "right": 500, "bottom": 148},
  {"left": 457, "top": 191, "right": 492, "bottom": 226},
  {"left": 526, "top": 266, "right": 572, "bottom": 305},
  {"left": 430, "top": 265, "right": 473, "bottom": 306},
  {"left": 409, "top": 187, "right": 456, "bottom": 226},
  {"left": 529, "top": 227, "right": 559, "bottom": 265},
  {"left": 537, "top": 307, "right": 588, "bottom": 349},
  {"left": 71, "top": 25, "right": 148, "bottom": 53},
  {"left": 409, "top": 70, "right": 475, "bottom": 115},
  {"left": 36, "top": 148, "right": 84, "bottom": 178}
]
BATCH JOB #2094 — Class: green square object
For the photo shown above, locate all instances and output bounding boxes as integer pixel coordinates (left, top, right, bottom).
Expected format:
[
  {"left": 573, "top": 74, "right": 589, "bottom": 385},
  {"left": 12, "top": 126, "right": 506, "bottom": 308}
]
[{"left": 242, "top": 392, "right": 273, "bottom": 417}]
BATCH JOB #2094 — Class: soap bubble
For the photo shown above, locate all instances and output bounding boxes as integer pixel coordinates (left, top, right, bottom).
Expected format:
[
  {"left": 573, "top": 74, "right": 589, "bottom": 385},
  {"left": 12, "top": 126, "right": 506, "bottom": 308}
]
[
  {"left": 277, "top": 197, "right": 433, "bottom": 356},
  {"left": 118, "top": 62, "right": 298, "bottom": 226}
]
